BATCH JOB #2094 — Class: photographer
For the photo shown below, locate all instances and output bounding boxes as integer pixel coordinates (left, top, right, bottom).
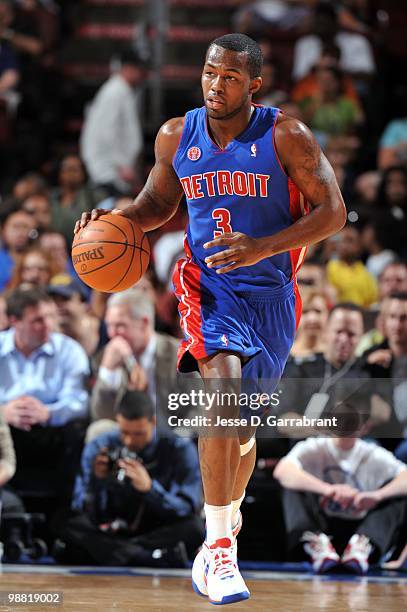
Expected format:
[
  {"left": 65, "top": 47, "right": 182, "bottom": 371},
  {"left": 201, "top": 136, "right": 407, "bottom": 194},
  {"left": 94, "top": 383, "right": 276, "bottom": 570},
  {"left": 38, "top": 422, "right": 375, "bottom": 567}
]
[{"left": 57, "top": 390, "right": 204, "bottom": 567}]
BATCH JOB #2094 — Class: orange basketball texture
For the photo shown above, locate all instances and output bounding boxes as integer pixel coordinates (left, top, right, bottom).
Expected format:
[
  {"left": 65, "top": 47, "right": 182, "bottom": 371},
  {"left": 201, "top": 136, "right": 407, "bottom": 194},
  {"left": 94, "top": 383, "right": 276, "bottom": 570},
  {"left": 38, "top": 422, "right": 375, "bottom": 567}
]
[{"left": 71, "top": 213, "right": 150, "bottom": 292}]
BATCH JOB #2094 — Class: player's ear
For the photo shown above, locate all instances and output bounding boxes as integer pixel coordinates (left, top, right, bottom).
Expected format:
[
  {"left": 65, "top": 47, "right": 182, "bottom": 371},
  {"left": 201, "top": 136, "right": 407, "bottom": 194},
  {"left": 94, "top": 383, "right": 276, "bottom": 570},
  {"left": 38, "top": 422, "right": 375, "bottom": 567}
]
[{"left": 249, "top": 76, "right": 262, "bottom": 96}]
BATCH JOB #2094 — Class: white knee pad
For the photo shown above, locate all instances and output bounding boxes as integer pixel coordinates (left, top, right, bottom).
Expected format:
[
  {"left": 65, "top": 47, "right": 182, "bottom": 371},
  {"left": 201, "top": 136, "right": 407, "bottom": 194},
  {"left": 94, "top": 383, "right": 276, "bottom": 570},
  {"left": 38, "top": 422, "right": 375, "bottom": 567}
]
[{"left": 240, "top": 437, "right": 255, "bottom": 456}]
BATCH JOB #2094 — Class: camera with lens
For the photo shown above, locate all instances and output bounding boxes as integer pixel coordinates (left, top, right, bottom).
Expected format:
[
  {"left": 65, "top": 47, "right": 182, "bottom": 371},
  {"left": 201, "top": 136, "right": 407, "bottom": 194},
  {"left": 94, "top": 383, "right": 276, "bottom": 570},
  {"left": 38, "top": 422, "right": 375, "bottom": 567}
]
[{"left": 105, "top": 447, "right": 141, "bottom": 484}]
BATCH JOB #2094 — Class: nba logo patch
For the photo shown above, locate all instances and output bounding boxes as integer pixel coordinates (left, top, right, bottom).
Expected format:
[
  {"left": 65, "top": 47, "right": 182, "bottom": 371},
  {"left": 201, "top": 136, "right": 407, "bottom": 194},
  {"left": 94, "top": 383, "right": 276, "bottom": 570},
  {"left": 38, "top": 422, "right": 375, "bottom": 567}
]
[
  {"left": 220, "top": 334, "right": 229, "bottom": 347},
  {"left": 187, "top": 146, "right": 201, "bottom": 161},
  {"left": 250, "top": 144, "right": 257, "bottom": 157}
]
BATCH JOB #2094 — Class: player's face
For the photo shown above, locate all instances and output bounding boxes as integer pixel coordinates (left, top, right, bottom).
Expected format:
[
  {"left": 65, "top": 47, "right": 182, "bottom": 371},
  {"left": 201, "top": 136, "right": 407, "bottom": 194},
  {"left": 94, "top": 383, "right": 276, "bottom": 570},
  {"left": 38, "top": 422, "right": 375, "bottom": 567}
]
[{"left": 202, "top": 45, "right": 261, "bottom": 121}]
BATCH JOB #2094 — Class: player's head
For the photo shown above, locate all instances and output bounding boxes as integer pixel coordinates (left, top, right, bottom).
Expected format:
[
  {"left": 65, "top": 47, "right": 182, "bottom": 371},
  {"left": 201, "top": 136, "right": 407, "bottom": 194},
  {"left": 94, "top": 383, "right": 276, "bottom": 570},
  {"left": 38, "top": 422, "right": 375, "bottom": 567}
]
[{"left": 203, "top": 33, "right": 263, "bottom": 121}]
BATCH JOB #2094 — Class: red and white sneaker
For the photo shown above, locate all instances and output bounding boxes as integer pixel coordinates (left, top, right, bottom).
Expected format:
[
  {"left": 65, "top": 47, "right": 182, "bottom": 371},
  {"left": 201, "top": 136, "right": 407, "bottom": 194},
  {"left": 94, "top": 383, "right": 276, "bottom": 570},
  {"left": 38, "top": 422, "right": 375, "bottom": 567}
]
[
  {"left": 204, "top": 537, "right": 250, "bottom": 605},
  {"left": 301, "top": 531, "right": 341, "bottom": 573},
  {"left": 192, "top": 511, "right": 243, "bottom": 599},
  {"left": 341, "top": 534, "right": 372, "bottom": 575}
]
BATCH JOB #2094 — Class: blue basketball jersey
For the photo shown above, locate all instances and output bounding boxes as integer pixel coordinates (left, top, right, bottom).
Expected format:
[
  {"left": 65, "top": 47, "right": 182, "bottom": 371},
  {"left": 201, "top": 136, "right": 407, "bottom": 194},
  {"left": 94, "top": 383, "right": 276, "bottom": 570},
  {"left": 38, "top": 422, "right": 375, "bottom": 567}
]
[{"left": 173, "top": 105, "right": 309, "bottom": 292}]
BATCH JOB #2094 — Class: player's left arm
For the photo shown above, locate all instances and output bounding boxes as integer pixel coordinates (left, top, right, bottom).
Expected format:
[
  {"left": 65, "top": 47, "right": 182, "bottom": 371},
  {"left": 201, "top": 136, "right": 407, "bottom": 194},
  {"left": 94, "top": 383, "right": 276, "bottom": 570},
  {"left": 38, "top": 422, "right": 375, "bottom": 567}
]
[{"left": 204, "top": 116, "right": 346, "bottom": 274}]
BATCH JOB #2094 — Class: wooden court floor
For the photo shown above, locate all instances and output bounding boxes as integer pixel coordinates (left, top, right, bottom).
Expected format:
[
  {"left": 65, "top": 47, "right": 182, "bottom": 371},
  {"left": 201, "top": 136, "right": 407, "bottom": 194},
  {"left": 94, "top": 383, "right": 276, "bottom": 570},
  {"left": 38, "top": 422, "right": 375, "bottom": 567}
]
[{"left": 0, "top": 569, "right": 406, "bottom": 612}]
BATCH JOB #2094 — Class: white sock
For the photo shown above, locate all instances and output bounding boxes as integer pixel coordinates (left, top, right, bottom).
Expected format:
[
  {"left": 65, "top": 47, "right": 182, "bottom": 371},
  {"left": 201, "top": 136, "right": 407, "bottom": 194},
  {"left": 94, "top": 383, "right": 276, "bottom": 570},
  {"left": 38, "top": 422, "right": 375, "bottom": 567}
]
[
  {"left": 204, "top": 503, "right": 233, "bottom": 545},
  {"left": 231, "top": 491, "right": 245, "bottom": 530}
]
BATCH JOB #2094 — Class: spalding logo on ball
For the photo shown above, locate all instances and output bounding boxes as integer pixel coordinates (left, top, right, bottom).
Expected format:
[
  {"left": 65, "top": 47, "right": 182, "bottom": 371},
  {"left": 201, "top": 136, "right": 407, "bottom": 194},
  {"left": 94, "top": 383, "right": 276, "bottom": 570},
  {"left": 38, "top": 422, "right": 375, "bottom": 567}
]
[{"left": 72, "top": 213, "right": 150, "bottom": 292}]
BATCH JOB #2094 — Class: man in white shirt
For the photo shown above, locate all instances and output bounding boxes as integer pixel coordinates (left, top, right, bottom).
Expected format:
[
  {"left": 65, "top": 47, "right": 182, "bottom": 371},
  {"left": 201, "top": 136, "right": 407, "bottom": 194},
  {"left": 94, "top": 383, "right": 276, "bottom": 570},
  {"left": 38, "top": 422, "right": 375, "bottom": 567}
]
[
  {"left": 292, "top": 2, "right": 375, "bottom": 82},
  {"left": 274, "top": 436, "right": 407, "bottom": 574},
  {"left": 80, "top": 50, "right": 144, "bottom": 195}
]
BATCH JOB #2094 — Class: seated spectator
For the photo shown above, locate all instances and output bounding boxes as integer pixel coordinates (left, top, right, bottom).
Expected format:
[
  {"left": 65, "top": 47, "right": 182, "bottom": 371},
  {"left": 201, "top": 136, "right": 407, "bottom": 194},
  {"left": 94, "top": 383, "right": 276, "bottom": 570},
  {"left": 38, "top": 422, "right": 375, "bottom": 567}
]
[
  {"left": 90, "top": 288, "right": 194, "bottom": 434},
  {"left": 299, "top": 66, "right": 362, "bottom": 149},
  {"left": 57, "top": 390, "right": 204, "bottom": 567},
  {"left": 12, "top": 171, "right": 47, "bottom": 203},
  {"left": 376, "top": 166, "right": 407, "bottom": 227},
  {"left": 291, "top": 290, "right": 329, "bottom": 358},
  {"left": 361, "top": 214, "right": 398, "bottom": 279},
  {"left": 378, "top": 262, "right": 407, "bottom": 300},
  {"left": 357, "top": 268, "right": 407, "bottom": 354},
  {"left": 279, "top": 303, "right": 398, "bottom": 444},
  {"left": 21, "top": 193, "right": 51, "bottom": 234},
  {"left": 273, "top": 436, "right": 407, "bottom": 574},
  {"left": 50, "top": 155, "right": 107, "bottom": 243},
  {"left": 364, "top": 293, "right": 407, "bottom": 461},
  {"left": 48, "top": 279, "right": 99, "bottom": 357},
  {"left": 378, "top": 117, "right": 407, "bottom": 170},
  {"left": 327, "top": 225, "right": 378, "bottom": 307},
  {"left": 0, "top": 208, "right": 36, "bottom": 291},
  {"left": 0, "top": 288, "right": 89, "bottom": 501},
  {"left": 297, "top": 258, "right": 337, "bottom": 304},
  {"left": 7, "top": 246, "right": 59, "bottom": 291},
  {"left": 351, "top": 170, "right": 382, "bottom": 211},
  {"left": 38, "top": 230, "right": 69, "bottom": 274},
  {"left": 292, "top": 1, "right": 375, "bottom": 82}
]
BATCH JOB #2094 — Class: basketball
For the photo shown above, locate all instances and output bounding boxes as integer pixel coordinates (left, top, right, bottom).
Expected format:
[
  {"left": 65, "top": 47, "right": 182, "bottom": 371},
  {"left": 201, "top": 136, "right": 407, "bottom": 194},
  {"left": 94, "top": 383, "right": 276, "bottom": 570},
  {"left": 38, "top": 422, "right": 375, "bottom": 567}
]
[{"left": 71, "top": 213, "right": 150, "bottom": 292}]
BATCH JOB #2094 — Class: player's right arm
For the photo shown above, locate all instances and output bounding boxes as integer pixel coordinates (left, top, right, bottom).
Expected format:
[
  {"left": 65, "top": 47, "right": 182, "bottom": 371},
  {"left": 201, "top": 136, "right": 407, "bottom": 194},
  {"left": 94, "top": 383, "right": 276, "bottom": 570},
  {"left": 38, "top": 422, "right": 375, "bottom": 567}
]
[{"left": 74, "top": 117, "right": 185, "bottom": 234}]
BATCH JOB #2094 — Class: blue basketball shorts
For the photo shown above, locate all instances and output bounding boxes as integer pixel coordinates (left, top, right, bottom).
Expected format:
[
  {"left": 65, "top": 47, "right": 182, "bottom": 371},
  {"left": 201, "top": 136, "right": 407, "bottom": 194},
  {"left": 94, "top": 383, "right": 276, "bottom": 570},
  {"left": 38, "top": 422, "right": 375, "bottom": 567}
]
[{"left": 172, "top": 256, "right": 301, "bottom": 388}]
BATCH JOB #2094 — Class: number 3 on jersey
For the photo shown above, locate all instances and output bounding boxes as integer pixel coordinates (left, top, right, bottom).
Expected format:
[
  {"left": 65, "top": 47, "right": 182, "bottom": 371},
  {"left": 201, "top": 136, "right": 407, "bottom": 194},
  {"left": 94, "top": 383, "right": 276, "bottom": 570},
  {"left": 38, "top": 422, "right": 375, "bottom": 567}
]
[{"left": 212, "top": 208, "right": 232, "bottom": 238}]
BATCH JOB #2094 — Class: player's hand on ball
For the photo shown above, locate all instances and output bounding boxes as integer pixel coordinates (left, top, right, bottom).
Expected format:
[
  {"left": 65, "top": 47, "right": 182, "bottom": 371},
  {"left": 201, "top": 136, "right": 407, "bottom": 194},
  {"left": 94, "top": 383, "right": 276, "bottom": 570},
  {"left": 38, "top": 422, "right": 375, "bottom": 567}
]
[
  {"left": 204, "top": 232, "right": 263, "bottom": 274},
  {"left": 73, "top": 208, "right": 125, "bottom": 235}
]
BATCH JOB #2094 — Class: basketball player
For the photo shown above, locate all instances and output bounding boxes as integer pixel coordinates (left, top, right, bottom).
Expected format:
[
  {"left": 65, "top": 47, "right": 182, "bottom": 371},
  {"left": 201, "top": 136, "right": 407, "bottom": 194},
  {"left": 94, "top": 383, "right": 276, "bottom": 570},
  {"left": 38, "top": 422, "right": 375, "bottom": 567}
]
[{"left": 75, "top": 34, "right": 346, "bottom": 604}]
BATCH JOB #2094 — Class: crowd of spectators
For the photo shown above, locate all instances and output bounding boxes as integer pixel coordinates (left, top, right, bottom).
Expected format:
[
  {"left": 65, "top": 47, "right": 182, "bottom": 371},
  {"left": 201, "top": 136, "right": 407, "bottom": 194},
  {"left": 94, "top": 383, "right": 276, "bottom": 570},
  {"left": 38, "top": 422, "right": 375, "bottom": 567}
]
[{"left": 0, "top": 0, "right": 406, "bottom": 573}]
